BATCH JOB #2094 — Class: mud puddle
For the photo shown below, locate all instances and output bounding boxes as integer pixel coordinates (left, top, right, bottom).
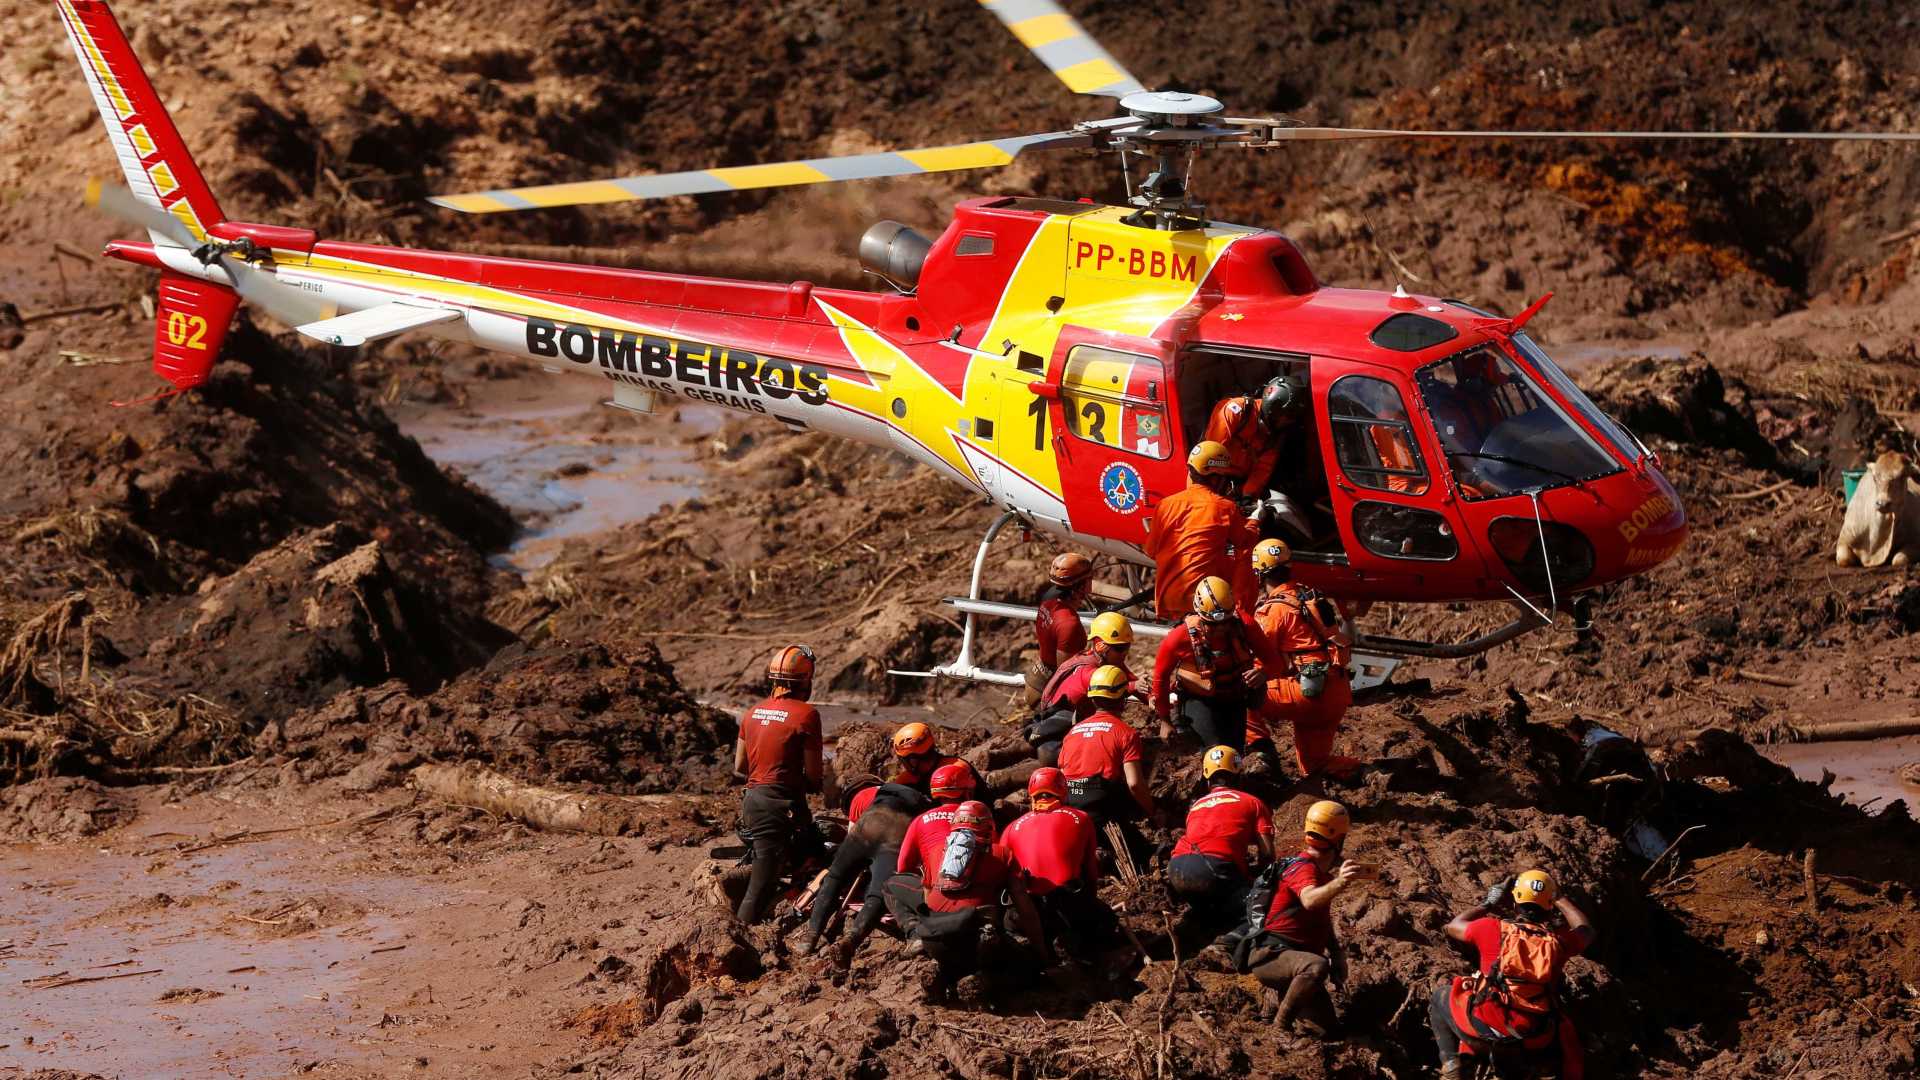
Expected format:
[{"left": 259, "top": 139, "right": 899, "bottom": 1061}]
[
  {"left": 0, "top": 815, "right": 428, "bottom": 1077},
  {"left": 395, "top": 370, "right": 713, "bottom": 572},
  {"left": 1762, "top": 733, "right": 1920, "bottom": 810}
]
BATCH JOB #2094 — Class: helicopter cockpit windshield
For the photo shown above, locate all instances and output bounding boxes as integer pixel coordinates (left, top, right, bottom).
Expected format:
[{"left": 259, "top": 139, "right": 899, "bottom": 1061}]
[{"left": 1415, "top": 344, "right": 1624, "bottom": 499}]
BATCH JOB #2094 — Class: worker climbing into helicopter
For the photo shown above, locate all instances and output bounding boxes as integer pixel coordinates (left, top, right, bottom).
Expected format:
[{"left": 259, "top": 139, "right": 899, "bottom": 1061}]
[
  {"left": 732, "top": 644, "right": 825, "bottom": 924},
  {"left": 1431, "top": 870, "right": 1595, "bottom": 1080},
  {"left": 1248, "top": 538, "right": 1360, "bottom": 781},
  {"left": 1145, "top": 441, "right": 1261, "bottom": 621},
  {"left": 1024, "top": 552, "right": 1095, "bottom": 707},
  {"left": 1205, "top": 375, "right": 1317, "bottom": 539},
  {"left": 1025, "top": 612, "right": 1135, "bottom": 764},
  {"left": 1150, "top": 576, "right": 1276, "bottom": 753}
]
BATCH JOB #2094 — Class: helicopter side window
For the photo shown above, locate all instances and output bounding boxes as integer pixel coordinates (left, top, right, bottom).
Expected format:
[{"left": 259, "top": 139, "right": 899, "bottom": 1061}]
[
  {"left": 1328, "top": 376, "right": 1429, "bottom": 496},
  {"left": 1061, "top": 345, "right": 1171, "bottom": 459}
]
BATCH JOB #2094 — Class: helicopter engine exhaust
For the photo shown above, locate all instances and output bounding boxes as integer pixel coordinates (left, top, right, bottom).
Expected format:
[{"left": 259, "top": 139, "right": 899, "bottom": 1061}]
[{"left": 858, "top": 221, "right": 931, "bottom": 291}]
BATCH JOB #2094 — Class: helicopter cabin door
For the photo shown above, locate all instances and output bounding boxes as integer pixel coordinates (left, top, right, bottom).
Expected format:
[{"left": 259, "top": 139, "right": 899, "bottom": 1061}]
[
  {"left": 1320, "top": 365, "right": 1465, "bottom": 592},
  {"left": 1041, "top": 328, "right": 1181, "bottom": 550}
]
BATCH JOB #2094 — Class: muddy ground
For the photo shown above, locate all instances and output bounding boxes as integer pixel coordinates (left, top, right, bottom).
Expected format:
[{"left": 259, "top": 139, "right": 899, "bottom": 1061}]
[{"left": 4, "top": 0, "right": 1920, "bottom": 1077}]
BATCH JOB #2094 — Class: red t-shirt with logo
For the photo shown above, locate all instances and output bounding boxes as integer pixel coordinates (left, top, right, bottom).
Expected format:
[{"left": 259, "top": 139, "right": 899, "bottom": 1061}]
[
  {"left": 898, "top": 805, "right": 997, "bottom": 877},
  {"left": 1262, "top": 850, "right": 1332, "bottom": 952},
  {"left": 1058, "top": 711, "right": 1143, "bottom": 782},
  {"left": 740, "top": 696, "right": 820, "bottom": 788},
  {"left": 1171, "top": 787, "right": 1272, "bottom": 874},
  {"left": 1035, "top": 597, "right": 1087, "bottom": 670},
  {"left": 999, "top": 806, "right": 1098, "bottom": 895}
]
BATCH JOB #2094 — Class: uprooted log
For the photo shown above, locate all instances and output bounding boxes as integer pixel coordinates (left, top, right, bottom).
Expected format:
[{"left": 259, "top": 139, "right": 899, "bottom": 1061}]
[
  {"left": 409, "top": 762, "right": 700, "bottom": 836},
  {"left": 1788, "top": 718, "right": 1920, "bottom": 742}
]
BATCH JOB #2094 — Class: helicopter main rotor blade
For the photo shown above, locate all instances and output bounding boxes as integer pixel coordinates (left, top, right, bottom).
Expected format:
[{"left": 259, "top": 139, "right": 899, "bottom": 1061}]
[
  {"left": 429, "top": 130, "right": 1095, "bottom": 214},
  {"left": 975, "top": 0, "right": 1144, "bottom": 98},
  {"left": 1233, "top": 123, "right": 1920, "bottom": 145},
  {"left": 86, "top": 177, "right": 196, "bottom": 247}
]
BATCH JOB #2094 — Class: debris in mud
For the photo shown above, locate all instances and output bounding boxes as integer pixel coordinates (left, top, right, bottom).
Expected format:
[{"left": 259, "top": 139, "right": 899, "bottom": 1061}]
[
  {"left": 155, "top": 986, "right": 224, "bottom": 1004},
  {"left": 0, "top": 776, "right": 132, "bottom": 841},
  {"left": 564, "top": 995, "right": 646, "bottom": 1047},
  {"left": 1585, "top": 358, "right": 1775, "bottom": 465}
]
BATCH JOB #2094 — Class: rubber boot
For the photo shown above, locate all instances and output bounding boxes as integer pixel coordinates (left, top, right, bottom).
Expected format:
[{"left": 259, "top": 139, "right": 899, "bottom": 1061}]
[{"left": 792, "top": 927, "right": 821, "bottom": 958}]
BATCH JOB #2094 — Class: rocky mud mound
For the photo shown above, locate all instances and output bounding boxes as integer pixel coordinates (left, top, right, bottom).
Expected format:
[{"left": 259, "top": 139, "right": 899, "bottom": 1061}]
[
  {"left": 539, "top": 692, "right": 1918, "bottom": 1080},
  {"left": 267, "top": 641, "right": 736, "bottom": 796}
]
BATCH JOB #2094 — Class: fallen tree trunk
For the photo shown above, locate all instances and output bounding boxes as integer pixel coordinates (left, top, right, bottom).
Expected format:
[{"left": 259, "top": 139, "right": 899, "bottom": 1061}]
[
  {"left": 1788, "top": 719, "right": 1920, "bottom": 743},
  {"left": 410, "top": 762, "right": 698, "bottom": 836}
]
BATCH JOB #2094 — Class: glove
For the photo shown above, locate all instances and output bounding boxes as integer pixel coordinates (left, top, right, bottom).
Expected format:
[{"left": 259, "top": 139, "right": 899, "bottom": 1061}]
[{"left": 1484, "top": 878, "right": 1511, "bottom": 910}]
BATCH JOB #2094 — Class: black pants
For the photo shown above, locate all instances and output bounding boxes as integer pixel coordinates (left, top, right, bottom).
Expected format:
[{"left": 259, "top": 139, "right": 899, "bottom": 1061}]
[
  {"left": 1034, "top": 882, "right": 1118, "bottom": 958},
  {"left": 1181, "top": 693, "right": 1247, "bottom": 752},
  {"left": 1067, "top": 779, "right": 1149, "bottom": 869},
  {"left": 736, "top": 783, "right": 815, "bottom": 924},
  {"left": 1166, "top": 853, "right": 1251, "bottom": 949},
  {"left": 813, "top": 834, "right": 901, "bottom": 939}
]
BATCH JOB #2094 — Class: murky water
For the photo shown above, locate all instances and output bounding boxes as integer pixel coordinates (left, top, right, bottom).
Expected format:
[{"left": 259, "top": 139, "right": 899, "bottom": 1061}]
[
  {"left": 397, "top": 375, "right": 712, "bottom": 572},
  {"left": 0, "top": 828, "right": 423, "bottom": 1077},
  {"left": 1762, "top": 733, "right": 1920, "bottom": 811}
]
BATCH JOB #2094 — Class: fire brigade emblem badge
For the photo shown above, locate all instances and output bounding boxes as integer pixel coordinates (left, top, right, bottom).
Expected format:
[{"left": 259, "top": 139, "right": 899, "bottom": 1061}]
[{"left": 1100, "top": 462, "right": 1144, "bottom": 514}]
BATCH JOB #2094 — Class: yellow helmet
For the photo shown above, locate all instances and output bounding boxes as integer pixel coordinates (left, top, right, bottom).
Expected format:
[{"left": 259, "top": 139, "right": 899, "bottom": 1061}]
[
  {"left": 1251, "top": 538, "right": 1292, "bottom": 576},
  {"left": 1202, "top": 745, "right": 1241, "bottom": 780},
  {"left": 1187, "top": 440, "right": 1235, "bottom": 478},
  {"left": 1192, "top": 576, "right": 1234, "bottom": 622},
  {"left": 1087, "top": 665, "right": 1129, "bottom": 701},
  {"left": 1512, "top": 869, "right": 1558, "bottom": 908},
  {"left": 1303, "top": 799, "right": 1350, "bottom": 849},
  {"left": 1088, "top": 611, "right": 1133, "bottom": 647}
]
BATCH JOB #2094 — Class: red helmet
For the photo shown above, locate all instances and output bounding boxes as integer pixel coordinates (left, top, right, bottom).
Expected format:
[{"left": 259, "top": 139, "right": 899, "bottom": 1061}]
[
  {"left": 1028, "top": 767, "right": 1067, "bottom": 809},
  {"left": 929, "top": 761, "right": 976, "bottom": 802},
  {"left": 953, "top": 800, "right": 993, "bottom": 837}
]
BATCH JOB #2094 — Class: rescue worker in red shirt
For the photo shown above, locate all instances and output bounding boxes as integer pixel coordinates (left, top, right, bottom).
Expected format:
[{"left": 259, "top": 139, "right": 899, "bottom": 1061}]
[
  {"left": 1150, "top": 576, "right": 1277, "bottom": 751},
  {"left": 1024, "top": 552, "right": 1094, "bottom": 706},
  {"left": 732, "top": 644, "right": 824, "bottom": 924},
  {"left": 1242, "top": 800, "right": 1375, "bottom": 1035},
  {"left": 1167, "top": 746, "right": 1274, "bottom": 952},
  {"left": 1145, "top": 441, "right": 1259, "bottom": 621},
  {"left": 1248, "top": 539, "right": 1360, "bottom": 780},
  {"left": 1059, "top": 665, "right": 1153, "bottom": 865},
  {"left": 1431, "top": 870, "right": 1595, "bottom": 1080},
  {"left": 999, "top": 767, "right": 1116, "bottom": 960},
  {"left": 1203, "top": 376, "right": 1301, "bottom": 502},
  {"left": 795, "top": 776, "right": 931, "bottom": 959},
  {"left": 1026, "top": 612, "right": 1134, "bottom": 764},
  {"left": 883, "top": 800, "right": 1051, "bottom": 996},
  {"left": 829, "top": 761, "right": 976, "bottom": 967}
]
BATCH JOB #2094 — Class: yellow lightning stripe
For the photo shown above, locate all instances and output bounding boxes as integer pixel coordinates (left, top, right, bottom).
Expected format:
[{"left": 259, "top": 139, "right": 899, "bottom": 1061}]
[{"left": 814, "top": 299, "right": 989, "bottom": 488}]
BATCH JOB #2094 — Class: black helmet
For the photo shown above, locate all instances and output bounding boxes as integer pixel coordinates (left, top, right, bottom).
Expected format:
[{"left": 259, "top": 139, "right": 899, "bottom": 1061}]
[{"left": 1258, "top": 376, "right": 1302, "bottom": 427}]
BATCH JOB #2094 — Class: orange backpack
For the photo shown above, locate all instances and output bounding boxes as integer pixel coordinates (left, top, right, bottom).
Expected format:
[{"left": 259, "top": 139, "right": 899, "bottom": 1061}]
[{"left": 1471, "top": 920, "right": 1564, "bottom": 1018}]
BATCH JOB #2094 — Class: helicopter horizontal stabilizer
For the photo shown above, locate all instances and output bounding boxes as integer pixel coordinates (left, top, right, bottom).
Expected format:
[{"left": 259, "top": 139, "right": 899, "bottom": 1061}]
[{"left": 295, "top": 302, "right": 461, "bottom": 349}]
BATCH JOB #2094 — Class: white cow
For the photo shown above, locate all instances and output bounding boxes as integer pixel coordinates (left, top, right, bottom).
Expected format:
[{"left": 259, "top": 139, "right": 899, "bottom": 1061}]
[{"left": 1836, "top": 451, "right": 1920, "bottom": 568}]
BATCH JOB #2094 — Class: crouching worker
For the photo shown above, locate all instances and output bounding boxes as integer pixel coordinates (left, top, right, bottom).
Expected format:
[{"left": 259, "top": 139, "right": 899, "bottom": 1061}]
[
  {"left": 829, "top": 762, "right": 975, "bottom": 966},
  {"left": 1001, "top": 767, "right": 1116, "bottom": 962},
  {"left": 794, "top": 778, "right": 930, "bottom": 958},
  {"left": 884, "top": 800, "right": 1051, "bottom": 995},
  {"left": 733, "top": 644, "right": 823, "bottom": 924},
  {"left": 1060, "top": 665, "right": 1154, "bottom": 865},
  {"left": 1025, "top": 612, "right": 1134, "bottom": 764},
  {"left": 1431, "top": 871, "right": 1595, "bottom": 1080},
  {"left": 1237, "top": 800, "right": 1374, "bottom": 1035},
  {"left": 1166, "top": 746, "right": 1273, "bottom": 954},
  {"left": 1024, "top": 553, "right": 1094, "bottom": 706},
  {"left": 1150, "top": 576, "right": 1270, "bottom": 750}
]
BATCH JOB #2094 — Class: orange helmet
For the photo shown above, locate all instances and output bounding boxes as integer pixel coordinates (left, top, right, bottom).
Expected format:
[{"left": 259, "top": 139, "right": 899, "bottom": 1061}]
[
  {"left": 767, "top": 644, "right": 815, "bottom": 688},
  {"left": 953, "top": 800, "right": 993, "bottom": 837},
  {"left": 892, "top": 722, "right": 935, "bottom": 758},
  {"left": 1187, "top": 440, "right": 1234, "bottom": 479},
  {"left": 929, "top": 761, "right": 976, "bottom": 802},
  {"left": 1028, "top": 766, "right": 1067, "bottom": 809},
  {"left": 1193, "top": 576, "right": 1235, "bottom": 622},
  {"left": 1049, "top": 552, "right": 1094, "bottom": 589},
  {"left": 1303, "top": 800, "right": 1350, "bottom": 851}
]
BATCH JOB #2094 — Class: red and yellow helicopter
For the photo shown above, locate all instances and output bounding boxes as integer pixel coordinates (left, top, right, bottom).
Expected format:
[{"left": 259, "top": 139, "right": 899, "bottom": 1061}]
[{"left": 58, "top": 0, "right": 1920, "bottom": 687}]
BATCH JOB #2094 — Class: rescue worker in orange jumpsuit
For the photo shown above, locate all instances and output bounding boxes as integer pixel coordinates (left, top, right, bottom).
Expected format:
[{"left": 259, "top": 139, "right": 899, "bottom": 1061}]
[
  {"left": 830, "top": 761, "right": 976, "bottom": 966},
  {"left": 1431, "top": 870, "right": 1595, "bottom": 1080},
  {"left": 1026, "top": 612, "right": 1134, "bottom": 764},
  {"left": 1145, "top": 441, "right": 1259, "bottom": 621},
  {"left": 1249, "top": 538, "right": 1360, "bottom": 780},
  {"left": 1150, "top": 576, "right": 1277, "bottom": 752},
  {"left": 1166, "top": 746, "right": 1274, "bottom": 953},
  {"left": 1203, "top": 376, "right": 1302, "bottom": 501},
  {"left": 1025, "top": 552, "right": 1094, "bottom": 706},
  {"left": 732, "top": 644, "right": 824, "bottom": 924},
  {"left": 999, "top": 767, "right": 1116, "bottom": 960},
  {"left": 1059, "top": 665, "right": 1154, "bottom": 865},
  {"left": 1242, "top": 800, "right": 1375, "bottom": 1035}
]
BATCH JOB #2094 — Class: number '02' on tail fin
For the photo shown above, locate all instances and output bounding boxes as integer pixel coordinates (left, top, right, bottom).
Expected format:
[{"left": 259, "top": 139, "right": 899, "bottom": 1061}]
[{"left": 56, "top": 0, "right": 224, "bottom": 243}]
